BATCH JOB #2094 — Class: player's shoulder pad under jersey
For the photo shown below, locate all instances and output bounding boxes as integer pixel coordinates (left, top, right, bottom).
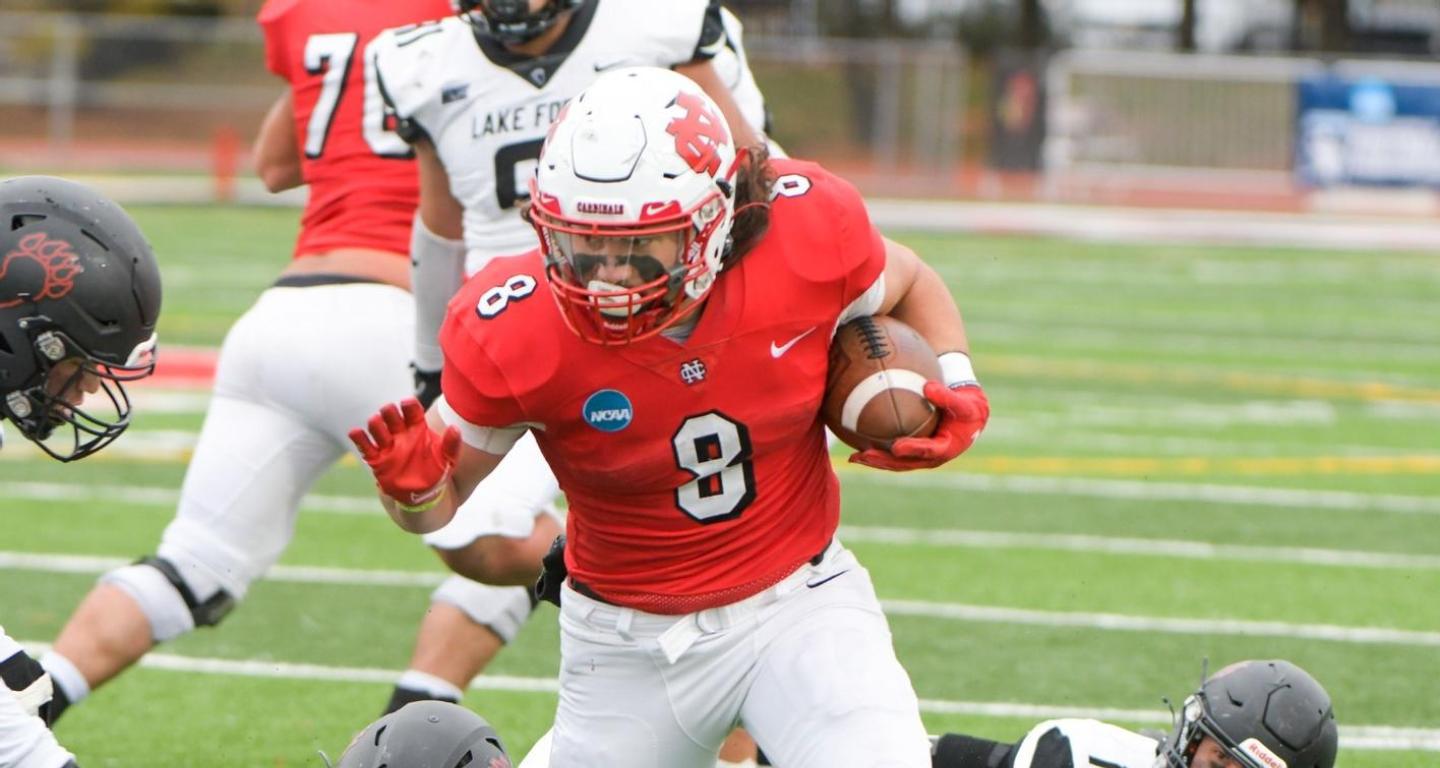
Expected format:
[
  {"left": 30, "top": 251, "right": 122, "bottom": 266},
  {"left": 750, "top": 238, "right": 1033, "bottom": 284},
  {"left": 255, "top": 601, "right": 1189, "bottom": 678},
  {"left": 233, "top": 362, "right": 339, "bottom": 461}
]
[
  {"left": 618, "top": 0, "right": 723, "bottom": 63},
  {"left": 370, "top": 16, "right": 471, "bottom": 127},
  {"left": 763, "top": 157, "right": 883, "bottom": 285},
  {"left": 441, "top": 252, "right": 550, "bottom": 362},
  {"left": 440, "top": 253, "right": 556, "bottom": 411}
]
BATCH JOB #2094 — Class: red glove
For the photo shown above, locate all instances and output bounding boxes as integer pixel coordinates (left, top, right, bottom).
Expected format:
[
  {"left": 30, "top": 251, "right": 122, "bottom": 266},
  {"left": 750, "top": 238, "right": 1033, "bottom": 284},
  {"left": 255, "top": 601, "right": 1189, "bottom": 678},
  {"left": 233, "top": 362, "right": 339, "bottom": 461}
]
[
  {"left": 850, "top": 381, "right": 989, "bottom": 471},
  {"left": 348, "top": 397, "right": 461, "bottom": 512}
]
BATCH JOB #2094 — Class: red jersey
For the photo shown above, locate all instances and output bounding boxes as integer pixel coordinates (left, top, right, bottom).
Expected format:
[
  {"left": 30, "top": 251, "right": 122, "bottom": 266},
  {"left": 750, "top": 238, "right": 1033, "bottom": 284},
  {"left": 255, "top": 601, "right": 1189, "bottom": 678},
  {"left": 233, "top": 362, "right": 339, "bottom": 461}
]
[
  {"left": 258, "top": 0, "right": 450, "bottom": 259},
  {"left": 440, "top": 159, "right": 886, "bottom": 614}
]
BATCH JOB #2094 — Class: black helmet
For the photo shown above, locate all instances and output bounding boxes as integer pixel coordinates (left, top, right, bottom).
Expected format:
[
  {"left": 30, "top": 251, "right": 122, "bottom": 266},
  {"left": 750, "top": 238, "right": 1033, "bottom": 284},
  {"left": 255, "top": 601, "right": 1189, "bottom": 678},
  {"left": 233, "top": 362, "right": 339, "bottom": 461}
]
[
  {"left": 336, "top": 701, "right": 511, "bottom": 768},
  {"left": 456, "top": 0, "right": 585, "bottom": 46},
  {"left": 0, "top": 176, "right": 161, "bottom": 461},
  {"left": 1159, "top": 660, "right": 1338, "bottom": 768}
]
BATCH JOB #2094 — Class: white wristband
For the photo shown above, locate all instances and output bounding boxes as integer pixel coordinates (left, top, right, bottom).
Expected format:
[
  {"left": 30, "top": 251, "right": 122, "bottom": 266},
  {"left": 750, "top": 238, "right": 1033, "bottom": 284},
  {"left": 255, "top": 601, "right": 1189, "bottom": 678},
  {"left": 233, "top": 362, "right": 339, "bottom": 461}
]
[{"left": 938, "top": 351, "right": 979, "bottom": 388}]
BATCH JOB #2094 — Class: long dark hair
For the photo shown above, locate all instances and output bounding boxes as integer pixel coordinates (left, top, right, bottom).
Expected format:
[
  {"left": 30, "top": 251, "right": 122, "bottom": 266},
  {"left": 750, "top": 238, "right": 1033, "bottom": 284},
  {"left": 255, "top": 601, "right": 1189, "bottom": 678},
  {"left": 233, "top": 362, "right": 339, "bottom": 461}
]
[{"left": 723, "top": 143, "right": 775, "bottom": 268}]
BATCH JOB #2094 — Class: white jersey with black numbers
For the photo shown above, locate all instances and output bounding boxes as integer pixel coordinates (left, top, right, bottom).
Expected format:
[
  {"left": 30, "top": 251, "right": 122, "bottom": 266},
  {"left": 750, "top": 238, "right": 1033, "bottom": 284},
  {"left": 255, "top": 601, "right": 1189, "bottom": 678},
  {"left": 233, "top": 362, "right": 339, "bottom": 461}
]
[
  {"left": 371, "top": 0, "right": 769, "bottom": 273},
  {"left": 1014, "top": 719, "right": 1162, "bottom": 768}
]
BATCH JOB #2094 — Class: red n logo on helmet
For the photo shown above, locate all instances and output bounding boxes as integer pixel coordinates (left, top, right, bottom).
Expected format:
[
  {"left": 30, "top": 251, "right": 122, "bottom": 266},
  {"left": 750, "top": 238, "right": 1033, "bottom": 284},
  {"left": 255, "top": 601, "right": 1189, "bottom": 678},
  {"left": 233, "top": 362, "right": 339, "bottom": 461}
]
[{"left": 666, "top": 91, "right": 730, "bottom": 177}]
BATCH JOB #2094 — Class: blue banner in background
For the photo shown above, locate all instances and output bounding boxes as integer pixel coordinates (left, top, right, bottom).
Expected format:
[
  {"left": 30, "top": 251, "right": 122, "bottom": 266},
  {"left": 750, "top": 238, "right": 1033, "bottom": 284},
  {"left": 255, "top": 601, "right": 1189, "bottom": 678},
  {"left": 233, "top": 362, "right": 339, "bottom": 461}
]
[{"left": 1296, "top": 75, "right": 1440, "bottom": 188}]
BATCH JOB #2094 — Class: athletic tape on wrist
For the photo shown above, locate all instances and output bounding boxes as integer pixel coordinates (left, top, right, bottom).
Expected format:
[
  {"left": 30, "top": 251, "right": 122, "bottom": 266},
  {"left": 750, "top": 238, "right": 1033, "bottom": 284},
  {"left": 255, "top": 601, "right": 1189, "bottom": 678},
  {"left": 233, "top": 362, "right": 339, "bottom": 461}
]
[{"left": 938, "top": 351, "right": 979, "bottom": 388}]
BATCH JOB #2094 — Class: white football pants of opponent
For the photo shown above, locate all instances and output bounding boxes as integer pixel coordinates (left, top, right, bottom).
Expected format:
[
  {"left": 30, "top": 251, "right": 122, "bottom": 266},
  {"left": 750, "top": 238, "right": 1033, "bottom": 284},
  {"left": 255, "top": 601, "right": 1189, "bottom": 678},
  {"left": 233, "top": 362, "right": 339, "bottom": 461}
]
[{"left": 39, "top": 283, "right": 557, "bottom": 714}]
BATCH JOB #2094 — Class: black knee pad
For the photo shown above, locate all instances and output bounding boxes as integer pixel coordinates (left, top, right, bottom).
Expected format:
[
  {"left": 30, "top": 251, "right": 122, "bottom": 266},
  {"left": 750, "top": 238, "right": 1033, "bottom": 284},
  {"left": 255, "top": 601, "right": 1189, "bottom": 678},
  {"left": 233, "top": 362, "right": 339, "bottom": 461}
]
[{"left": 137, "top": 556, "right": 237, "bottom": 628}]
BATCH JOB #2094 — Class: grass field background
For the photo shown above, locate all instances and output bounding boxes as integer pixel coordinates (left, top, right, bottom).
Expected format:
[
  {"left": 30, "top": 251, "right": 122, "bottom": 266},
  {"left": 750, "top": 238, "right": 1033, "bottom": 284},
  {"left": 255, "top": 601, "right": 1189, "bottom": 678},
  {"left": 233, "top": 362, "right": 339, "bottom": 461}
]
[{"left": 2, "top": 205, "right": 1437, "bottom": 766}]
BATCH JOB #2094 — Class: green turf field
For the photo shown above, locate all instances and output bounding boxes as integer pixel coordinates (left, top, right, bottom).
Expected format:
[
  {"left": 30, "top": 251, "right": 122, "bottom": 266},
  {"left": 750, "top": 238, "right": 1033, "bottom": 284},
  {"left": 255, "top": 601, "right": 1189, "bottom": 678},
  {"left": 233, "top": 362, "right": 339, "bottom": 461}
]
[{"left": 2, "top": 205, "right": 1437, "bottom": 766}]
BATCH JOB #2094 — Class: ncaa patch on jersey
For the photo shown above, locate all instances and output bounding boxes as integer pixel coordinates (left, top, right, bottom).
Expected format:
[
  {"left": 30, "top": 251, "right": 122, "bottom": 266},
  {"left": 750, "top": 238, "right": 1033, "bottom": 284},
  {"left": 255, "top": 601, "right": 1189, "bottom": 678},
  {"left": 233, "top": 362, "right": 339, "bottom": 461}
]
[{"left": 582, "top": 389, "right": 632, "bottom": 432}]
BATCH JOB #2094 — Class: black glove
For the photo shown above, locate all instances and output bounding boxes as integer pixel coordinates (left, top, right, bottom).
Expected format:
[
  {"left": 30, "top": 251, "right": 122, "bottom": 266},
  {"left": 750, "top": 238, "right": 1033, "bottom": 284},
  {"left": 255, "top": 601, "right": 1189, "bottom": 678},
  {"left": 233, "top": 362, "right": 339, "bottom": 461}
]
[
  {"left": 533, "top": 534, "right": 567, "bottom": 607},
  {"left": 412, "top": 364, "right": 442, "bottom": 410}
]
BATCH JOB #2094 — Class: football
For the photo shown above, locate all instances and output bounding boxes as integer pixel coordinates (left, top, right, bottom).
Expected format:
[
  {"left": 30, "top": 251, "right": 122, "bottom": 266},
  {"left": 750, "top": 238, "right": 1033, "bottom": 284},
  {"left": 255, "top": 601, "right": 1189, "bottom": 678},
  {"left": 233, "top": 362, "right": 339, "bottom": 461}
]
[{"left": 823, "top": 315, "right": 942, "bottom": 452}]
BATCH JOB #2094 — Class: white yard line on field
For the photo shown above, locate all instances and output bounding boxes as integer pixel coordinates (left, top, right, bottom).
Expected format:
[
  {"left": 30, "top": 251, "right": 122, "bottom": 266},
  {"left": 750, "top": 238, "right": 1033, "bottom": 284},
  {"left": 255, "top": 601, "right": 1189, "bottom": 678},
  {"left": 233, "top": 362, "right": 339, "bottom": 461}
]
[
  {"left": 5, "top": 551, "right": 1435, "bottom": 646},
  {"left": 880, "top": 600, "right": 1440, "bottom": 647},
  {"left": 8, "top": 470, "right": 1440, "bottom": 519},
  {"left": 835, "top": 526, "right": 1440, "bottom": 570},
  {"left": 15, "top": 642, "right": 1440, "bottom": 752},
  {"left": 844, "top": 470, "right": 1440, "bottom": 515},
  {"left": 6, "top": 477, "right": 1440, "bottom": 571}
]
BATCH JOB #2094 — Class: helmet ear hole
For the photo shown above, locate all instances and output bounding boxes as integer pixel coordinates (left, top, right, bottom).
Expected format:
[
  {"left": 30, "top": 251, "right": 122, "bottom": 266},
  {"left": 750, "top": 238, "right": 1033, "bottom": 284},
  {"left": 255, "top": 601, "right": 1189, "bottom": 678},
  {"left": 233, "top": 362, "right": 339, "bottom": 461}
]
[{"left": 10, "top": 213, "right": 44, "bottom": 230}]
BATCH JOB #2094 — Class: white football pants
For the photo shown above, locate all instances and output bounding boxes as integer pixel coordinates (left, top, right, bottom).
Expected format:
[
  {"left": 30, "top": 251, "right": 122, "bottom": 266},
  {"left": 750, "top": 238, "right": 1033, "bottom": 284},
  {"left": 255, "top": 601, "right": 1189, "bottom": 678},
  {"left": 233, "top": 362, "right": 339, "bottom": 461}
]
[
  {"left": 525, "top": 541, "right": 930, "bottom": 768},
  {"left": 153, "top": 283, "right": 546, "bottom": 619}
]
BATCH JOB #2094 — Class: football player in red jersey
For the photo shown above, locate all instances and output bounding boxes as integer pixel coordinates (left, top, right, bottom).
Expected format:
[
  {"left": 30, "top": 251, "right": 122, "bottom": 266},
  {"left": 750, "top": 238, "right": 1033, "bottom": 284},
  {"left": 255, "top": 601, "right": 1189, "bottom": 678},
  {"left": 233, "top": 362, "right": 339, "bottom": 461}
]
[
  {"left": 351, "top": 68, "right": 990, "bottom": 766},
  {"left": 367, "top": 0, "right": 784, "bottom": 740},
  {"left": 36, "top": 0, "right": 555, "bottom": 725}
]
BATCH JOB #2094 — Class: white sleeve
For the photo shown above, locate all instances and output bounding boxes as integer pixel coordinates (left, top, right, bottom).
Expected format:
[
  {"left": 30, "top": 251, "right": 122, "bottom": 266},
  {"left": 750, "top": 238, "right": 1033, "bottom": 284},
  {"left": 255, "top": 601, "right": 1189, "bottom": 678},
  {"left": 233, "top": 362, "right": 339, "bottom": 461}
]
[
  {"left": 411, "top": 214, "right": 467, "bottom": 372},
  {"left": 716, "top": 7, "right": 770, "bottom": 138},
  {"left": 436, "top": 395, "right": 528, "bottom": 454},
  {"left": 836, "top": 273, "right": 886, "bottom": 329}
]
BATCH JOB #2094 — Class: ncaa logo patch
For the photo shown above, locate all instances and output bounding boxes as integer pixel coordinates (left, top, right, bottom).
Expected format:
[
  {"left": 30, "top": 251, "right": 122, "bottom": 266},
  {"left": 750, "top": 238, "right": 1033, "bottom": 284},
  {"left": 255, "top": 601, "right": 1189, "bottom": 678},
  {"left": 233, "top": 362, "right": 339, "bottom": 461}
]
[{"left": 582, "top": 389, "right": 632, "bottom": 432}]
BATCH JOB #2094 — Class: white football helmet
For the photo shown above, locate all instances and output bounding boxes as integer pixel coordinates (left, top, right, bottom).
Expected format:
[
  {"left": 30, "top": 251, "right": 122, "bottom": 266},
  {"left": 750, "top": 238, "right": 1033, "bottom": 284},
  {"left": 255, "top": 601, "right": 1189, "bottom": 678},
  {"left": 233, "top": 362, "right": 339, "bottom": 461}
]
[{"left": 528, "top": 66, "right": 740, "bottom": 345}]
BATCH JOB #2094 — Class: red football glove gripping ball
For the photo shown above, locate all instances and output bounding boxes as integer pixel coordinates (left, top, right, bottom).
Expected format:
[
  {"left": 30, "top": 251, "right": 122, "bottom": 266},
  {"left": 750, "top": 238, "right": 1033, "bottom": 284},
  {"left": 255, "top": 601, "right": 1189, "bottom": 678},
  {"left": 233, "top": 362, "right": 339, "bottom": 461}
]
[
  {"left": 850, "top": 381, "right": 989, "bottom": 471},
  {"left": 348, "top": 398, "right": 462, "bottom": 512}
]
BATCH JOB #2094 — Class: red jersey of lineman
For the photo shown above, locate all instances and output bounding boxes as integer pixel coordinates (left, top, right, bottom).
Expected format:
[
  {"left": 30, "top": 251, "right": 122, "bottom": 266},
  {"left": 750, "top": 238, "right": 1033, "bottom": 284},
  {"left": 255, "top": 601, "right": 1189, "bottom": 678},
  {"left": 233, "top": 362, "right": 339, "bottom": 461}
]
[
  {"left": 258, "top": 0, "right": 449, "bottom": 259},
  {"left": 440, "top": 159, "right": 886, "bottom": 614}
]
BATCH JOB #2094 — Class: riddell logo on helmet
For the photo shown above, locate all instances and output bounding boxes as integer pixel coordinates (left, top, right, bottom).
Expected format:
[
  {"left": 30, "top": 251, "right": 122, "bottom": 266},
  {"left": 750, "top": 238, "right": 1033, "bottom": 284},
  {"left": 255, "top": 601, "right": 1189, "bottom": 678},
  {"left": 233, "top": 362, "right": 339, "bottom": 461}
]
[
  {"left": 576, "top": 199, "right": 625, "bottom": 215},
  {"left": 1240, "top": 738, "right": 1287, "bottom": 768},
  {"left": 0, "top": 232, "right": 83, "bottom": 309}
]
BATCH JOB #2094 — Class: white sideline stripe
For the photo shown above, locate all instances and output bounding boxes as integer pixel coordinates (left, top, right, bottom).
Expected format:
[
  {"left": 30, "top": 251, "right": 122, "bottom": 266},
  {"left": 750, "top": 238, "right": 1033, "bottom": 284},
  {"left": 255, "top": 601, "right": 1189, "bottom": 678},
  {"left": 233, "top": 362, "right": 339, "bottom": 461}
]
[
  {"left": 836, "top": 526, "right": 1440, "bottom": 571},
  {"left": 881, "top": 600, "right": 1440, "bottom": 647},
  {"left": 846, "top": 471, "right": 1440, "bottom": 515},
  {"left": 5, "top": 551, "right": 1436, "bottom": 647},
  {"left": 15, "top": 642, "right": 1439, "bottom": 752}
]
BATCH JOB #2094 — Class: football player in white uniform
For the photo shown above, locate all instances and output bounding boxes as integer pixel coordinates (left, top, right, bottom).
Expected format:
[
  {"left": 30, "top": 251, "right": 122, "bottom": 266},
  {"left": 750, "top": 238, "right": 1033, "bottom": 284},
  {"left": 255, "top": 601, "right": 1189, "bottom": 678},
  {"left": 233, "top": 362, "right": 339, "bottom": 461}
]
[
  {"left": 368, "top": 3, "right": 777, "bottom": 744},
  {"left": 928, "top": 660, "right": 1338, "bottom": 768},
  {"left": 1, "top": 175, "right": 163, "bottom": 768}
]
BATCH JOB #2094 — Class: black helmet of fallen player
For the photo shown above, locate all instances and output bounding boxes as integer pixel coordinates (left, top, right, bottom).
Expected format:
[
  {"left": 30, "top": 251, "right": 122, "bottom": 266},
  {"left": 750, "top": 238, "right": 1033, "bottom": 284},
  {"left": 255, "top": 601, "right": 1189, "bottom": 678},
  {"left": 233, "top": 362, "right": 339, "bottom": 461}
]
[
  {"left": 1158, "top": 660, "right": 1338, "bottom": 768},
  {"left": 336, "top": 701, "right": 512, "bottom": 768},
  {"left": 0, "top": 176, "right": 161, "bottom": 461},
  {"left": 456, "top": 0, "right": 585, "bottom": 46}
]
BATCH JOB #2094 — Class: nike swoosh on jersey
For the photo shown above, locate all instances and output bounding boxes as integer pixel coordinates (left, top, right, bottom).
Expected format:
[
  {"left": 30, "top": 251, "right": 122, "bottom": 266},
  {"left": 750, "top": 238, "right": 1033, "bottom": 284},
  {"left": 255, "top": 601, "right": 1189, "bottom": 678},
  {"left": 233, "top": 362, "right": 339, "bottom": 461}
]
[
  {"left": 593, "top": 59, "right": 631, "bottom": 72},
  {"left": 770, "top": 326, "right": 817, "bottom": 358},
  {"left": 805, "top": 570, "right": 850, "bottom": 589}
]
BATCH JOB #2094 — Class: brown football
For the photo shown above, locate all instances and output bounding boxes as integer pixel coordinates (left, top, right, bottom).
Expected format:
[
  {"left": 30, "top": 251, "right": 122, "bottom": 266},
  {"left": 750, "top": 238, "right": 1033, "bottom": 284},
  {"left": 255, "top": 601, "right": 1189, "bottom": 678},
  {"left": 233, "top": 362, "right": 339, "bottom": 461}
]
[{"left": 823, "top": 315, "right": 942, "bottom": 452}]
